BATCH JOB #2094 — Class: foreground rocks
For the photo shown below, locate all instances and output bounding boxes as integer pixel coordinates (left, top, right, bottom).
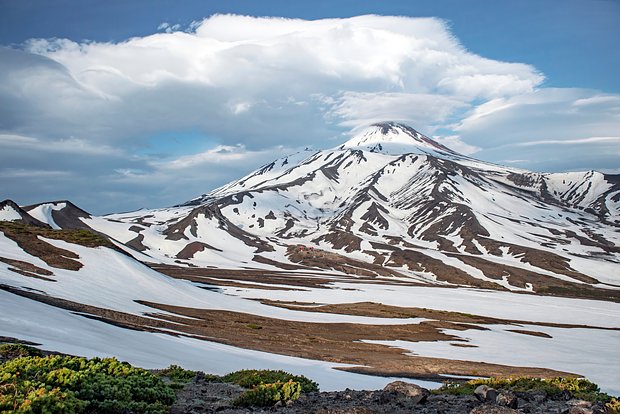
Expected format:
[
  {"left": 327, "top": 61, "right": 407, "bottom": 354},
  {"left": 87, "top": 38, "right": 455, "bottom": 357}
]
[{"left": 171, "top": 378, "right": 608, "bottom": 414}]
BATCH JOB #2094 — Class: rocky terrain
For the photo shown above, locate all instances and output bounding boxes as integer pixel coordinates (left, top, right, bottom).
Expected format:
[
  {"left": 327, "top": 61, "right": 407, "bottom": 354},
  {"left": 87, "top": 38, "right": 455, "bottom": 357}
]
[{"left": 171, "top": 375, "right": 610, "bottom": 414}]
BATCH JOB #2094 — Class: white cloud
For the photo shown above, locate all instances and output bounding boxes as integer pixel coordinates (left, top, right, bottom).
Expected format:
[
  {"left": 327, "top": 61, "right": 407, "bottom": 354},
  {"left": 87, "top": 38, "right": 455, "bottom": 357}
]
[
  {"left": 4, "top": 14, "right": 543, "bottom": 147},
  {"left": 329, "top": 92, "right": 467, "bottom": 131},
  {"left": 432, "top": 135, "right": 480, "bottom": 155},
  {"left": 448, "top": 88, "right": 620, "bottom": 171},
  {"left": 513, "top": 136, "right": 620, "bottom": 147},
  {"left": 0, "top": 14, "right": 616, "bottom": 212}
]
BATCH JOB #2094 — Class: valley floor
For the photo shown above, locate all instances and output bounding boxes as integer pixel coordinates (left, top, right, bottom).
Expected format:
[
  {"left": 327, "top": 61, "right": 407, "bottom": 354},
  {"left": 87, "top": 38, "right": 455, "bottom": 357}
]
[{"left": 2, "top": 260, "right": 619, "bottom": 395}]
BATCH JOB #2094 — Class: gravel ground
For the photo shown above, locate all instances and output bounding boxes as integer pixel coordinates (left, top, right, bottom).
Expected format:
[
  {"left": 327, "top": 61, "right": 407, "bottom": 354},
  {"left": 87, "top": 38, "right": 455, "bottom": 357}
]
[{"left": 169, "top": 374, "right": 607, "bottom": 414}]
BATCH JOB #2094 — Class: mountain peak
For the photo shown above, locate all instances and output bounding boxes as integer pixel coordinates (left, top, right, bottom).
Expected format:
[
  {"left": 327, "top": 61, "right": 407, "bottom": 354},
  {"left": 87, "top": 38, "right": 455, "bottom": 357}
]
[{"left": 340, "top": 122, "right": 458, "bottom": 156}]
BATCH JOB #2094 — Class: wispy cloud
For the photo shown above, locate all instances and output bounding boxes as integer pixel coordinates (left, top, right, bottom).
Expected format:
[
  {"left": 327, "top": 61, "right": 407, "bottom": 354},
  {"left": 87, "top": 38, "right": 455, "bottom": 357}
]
[{"left": 514, "top": 136, "right": 620, "bottom": 147}]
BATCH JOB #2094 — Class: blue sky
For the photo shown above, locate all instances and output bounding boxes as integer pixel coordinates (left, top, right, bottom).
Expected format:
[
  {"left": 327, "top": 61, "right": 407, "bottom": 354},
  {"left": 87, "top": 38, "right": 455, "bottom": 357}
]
[{"left": 0, "top": 0, "right": 619, "bottom": 213}]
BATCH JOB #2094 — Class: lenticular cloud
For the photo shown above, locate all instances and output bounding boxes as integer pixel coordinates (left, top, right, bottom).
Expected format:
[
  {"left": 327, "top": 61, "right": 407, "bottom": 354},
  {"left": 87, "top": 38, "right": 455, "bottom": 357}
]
[{"left": 17, "top": 14, "right": 543, "bottom": 143}]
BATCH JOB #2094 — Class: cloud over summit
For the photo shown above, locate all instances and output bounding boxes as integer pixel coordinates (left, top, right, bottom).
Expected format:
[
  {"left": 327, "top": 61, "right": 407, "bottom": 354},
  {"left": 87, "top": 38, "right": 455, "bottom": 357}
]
[{"left": 0, "top": 14, "right": 618, "bottom": 213}]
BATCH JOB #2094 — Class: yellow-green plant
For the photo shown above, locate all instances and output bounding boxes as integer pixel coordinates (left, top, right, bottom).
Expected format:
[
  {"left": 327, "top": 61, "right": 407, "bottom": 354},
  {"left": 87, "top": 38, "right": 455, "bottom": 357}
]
[
  {"left": 233, "top": 380, "right": 302, "bottom": 407},
  {"left": 0, "top": 356, "right": 175, "bottom": 413},
  {"left": 436, "top": 376, "right": 612, "bottom": 403},
  {"left": 222, "top": 369, "right": 318, "bottom": 393}
]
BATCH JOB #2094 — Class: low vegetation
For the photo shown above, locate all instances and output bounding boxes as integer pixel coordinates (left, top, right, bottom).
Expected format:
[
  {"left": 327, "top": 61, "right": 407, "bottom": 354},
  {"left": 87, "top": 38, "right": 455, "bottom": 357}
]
[
  {"left": 155, "top": 364, "right": 201, "bottom": 389},
  {"left": 0, "top": 221, "right": 113, "bottom": 249},
  {"left": 6, "top": 352, "right": 616, "bottom": 411},
  {"left": 0, "top": 343, "right": 42, "bottom": 360},
  {"left": 0, "top": 356, "right": 176, "bottom": 413},
  {"left": 436, "top": 376, "right": 614, "bottom": 403},
  {"left": 221, "top": 368, "right": 319, "bottom": 393},
  {"left": 606, "top": 398, "right": 620, "bottom": 414},
  {"left": 153, "top": 365, "right": 318, "bottom": 407},
  {"left": 233, "top": 380, "right": 302, "bottom": 407}
]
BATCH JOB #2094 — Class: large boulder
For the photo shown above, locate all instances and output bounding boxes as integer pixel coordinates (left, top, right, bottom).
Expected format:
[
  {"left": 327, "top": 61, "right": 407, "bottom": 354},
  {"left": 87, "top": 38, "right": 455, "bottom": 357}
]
[
  {"left": 382, "top": 381, "right": 430, "bottom": 404},
  {"left": 496, "top": 391, "right": 518, "bottom": 408},
  {"left": 474, "top": 385, "right": 499, "bottom": 403}
]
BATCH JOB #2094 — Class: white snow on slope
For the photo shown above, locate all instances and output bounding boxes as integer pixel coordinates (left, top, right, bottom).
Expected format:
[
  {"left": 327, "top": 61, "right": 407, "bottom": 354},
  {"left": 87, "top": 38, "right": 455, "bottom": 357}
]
[
  {"left": 0, "top": 289, "right": 439, "bottom": 392},
  {"left": 26, "top": 202, "right": 66, "bottom": 229},
  {"left": 0, "top": 234, "right": 426, "bottom": 325},
  {"left": 0, "top": 205, "right": 21, "bottom": 221},
  {"left": 364, "top": 324, "right": 620, "bottom": 396},
  {"left": 232, "top": 283, "right": 620, "bottom": 328}
]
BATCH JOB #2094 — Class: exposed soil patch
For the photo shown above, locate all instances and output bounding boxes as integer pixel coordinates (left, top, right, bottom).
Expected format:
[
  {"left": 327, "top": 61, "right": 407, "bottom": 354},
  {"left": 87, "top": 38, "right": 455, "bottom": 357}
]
[
  {"left": 176, "top": 241, "right": 223, "bottom": 259},
  {"left": 448, "top": 253, "right": 620, "bottom": 303},
  {"left": 0, "top": 223, "right": 83, "bottom": 270},
  {"left": 136, "top": 300, "right": 574, "bottom": 381},
  {"left": 150, "top": 264, "right": 344, "bottom": 289},
  {"left": 387, "top": 248, "right": 501, "bottom": 290},
  {"left": 0, "top": 222, "right": 122, "bottom": 272},
  {"left": 125, "top": 234, "right": 148, "bottom": 252},
  {"left": 259, "top": 300, "right": 620, "bottom": 331},
  {"left": 252, "top": 255, "right": 308, "bottom": 270},
  {"left": 0, "top": 256, "right": 55, "bottom": 281},
  {"left": 476, "top": 238, "right": 600, "bottom": 284},
  {"left": 259, "top": 300, "right": 503, "bottom": 324},
  {"left": 287, "top": 245, "right": 410, "bottom": 278},
  {"left": 506, "top": 330, "right": 552, "bottom": 339}
]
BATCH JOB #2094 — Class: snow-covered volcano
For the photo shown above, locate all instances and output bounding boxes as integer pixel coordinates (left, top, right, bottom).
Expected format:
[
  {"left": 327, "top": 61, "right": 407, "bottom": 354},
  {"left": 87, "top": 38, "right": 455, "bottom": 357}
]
[
  {"left": 65, "top": 121, "right": 619, "bottom": 299},
  {"left": 2, "top": 122, "right": 620, "bottom": 393}
]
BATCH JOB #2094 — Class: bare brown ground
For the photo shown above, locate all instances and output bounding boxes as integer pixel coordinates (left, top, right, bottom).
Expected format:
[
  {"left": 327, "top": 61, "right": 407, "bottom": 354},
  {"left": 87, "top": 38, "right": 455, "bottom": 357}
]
[
  {"left": 507, "top": 330, "right": 553, "bottom": 338},
  {"left": 449, "top": 253, "right": 620, "bottom": 303},
  {"left": 0, "top": 284, "right": 576, "bottom": 382},
  {"left": 149, "top": 263, "right": 426, "bottom": 291},
  {"left": 0, "top": 222, "right": 117, "bottom": 271},
  {"left": 286, "top": 245, "right": 405, "bottom": 277},
  {"left": 0, "top": 223, "right": 82, "bottom": 270},
  {"left": 0, "top": 256, "right": 56, "bottom": 281},
  {"left": 258, "top": 300, "right": 620, "bottom": 331}
]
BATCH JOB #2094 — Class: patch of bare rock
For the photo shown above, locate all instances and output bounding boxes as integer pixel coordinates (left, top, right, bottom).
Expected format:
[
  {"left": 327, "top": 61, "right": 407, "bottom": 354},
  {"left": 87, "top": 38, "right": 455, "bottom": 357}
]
[{"left": 171, "top": 377, "right": 607, "bottom": 414}]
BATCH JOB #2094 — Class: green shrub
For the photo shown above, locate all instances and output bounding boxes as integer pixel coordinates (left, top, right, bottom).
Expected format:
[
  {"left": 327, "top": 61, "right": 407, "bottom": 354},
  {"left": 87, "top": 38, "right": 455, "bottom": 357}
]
[
  {"left": 155, "top": 364, "right": 200, "bottom": 390},
  {"left": 606, "top": 398, "right": 620, "bottom": 414},
  {"left": 436, "top": 377, "right": 612, "bottom": 402},
  {"left": 0, "top": 343, "right": 42, "bottom": 360},
  {"left": 0, "top": 355, "right": 175, "bottom": 413},
  {"left": 233, "top": 380, "right": 301, "bottom": 407},
  {"left": 222, "top": 369, "right": 319, "bottom": 393},
  {"left": 0, "top": 383, "right": 85, "bottom": 414},
  {"left": 156, "top": 364, "right": 197, "bottom": 383}
]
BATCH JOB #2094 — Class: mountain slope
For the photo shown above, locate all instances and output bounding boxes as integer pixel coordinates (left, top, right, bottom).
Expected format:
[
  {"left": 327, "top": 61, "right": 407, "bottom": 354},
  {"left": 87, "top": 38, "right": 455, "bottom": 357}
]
[
  {"left": 23, "top": 200, "right": 92, "bottom": 230},
  {"left": 2, "top": 122, "right": 620, "bottom": 393},
  {"left": 0, "top": 199, "right": 51, "bottom": 227}
]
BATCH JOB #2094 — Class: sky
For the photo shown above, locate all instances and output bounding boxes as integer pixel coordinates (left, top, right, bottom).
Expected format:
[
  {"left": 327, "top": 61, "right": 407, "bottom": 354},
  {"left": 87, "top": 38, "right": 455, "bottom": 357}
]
[{"left": 0, "top": 0, "right": 619, "bottom": 214}]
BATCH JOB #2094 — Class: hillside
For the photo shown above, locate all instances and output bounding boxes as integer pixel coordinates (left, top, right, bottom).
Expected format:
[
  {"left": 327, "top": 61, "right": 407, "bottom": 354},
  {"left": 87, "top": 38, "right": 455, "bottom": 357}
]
[
  {"left": 82, "top": 122, "right": 620, "bottom": 301},
  {"left": 1, "top": 122, "right": 619, "bottom": 395}
]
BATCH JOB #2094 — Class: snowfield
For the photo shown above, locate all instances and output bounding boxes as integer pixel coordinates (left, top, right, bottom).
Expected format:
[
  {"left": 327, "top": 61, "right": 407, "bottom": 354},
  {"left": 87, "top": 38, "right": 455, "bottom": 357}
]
[
  {"left": 0, "top": 290, "right": 440, "bottom": 392},
  {"left": 364, "top": 324, "right": 620, "bottom": 395}
]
